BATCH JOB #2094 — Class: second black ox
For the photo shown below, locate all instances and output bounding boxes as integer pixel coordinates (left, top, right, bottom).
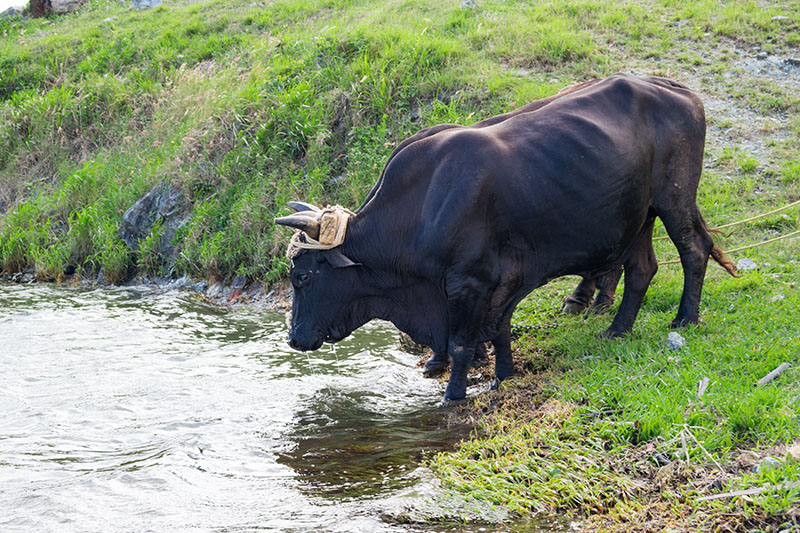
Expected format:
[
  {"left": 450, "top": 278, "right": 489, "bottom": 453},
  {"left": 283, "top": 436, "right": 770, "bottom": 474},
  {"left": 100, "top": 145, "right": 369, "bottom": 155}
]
[{"left": 275, "top": 73, "right": 736, "bottom": 402}]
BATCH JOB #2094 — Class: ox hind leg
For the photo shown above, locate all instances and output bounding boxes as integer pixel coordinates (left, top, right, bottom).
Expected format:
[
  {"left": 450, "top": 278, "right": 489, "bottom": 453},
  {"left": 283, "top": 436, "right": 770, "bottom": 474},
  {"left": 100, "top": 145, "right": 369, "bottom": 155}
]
[
  {"left": 562, "top": 277, "right": 597, "bottom": 314},
  {"left": 563, "top": 267, "right": 623, "bottom": 314},
  {"left": 658, "top": 206, "right": 717, "bottom": 328},
  {"left": 602, "top": 222, "right": 658, "bottom": 338},
  {"left": 591, "top": 266, "right": 623, "bottom": 313}
]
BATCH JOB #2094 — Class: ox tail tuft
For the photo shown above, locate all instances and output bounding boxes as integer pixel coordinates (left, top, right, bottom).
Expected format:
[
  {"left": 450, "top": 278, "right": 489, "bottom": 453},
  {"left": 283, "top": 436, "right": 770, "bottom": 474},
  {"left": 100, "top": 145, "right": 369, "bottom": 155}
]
[{"left": 700, "top": 213, "right": 739, "bottom": 278}]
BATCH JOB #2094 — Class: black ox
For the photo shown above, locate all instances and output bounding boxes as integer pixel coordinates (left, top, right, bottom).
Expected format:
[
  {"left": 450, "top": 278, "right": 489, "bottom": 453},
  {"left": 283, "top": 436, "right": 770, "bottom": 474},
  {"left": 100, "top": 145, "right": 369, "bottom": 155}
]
[{"left": 275, "top": 74, "right": 736, "bottom": 402}]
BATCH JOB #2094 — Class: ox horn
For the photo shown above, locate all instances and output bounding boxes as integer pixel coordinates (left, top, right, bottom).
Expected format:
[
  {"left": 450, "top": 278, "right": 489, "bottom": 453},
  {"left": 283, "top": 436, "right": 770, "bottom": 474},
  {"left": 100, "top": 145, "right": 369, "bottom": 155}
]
[
  {"left": 288, "top": 201, "right": 321, "bottom": 213},
  {"left": 273, "top": 213, "right": 321, "bottom": 240}
]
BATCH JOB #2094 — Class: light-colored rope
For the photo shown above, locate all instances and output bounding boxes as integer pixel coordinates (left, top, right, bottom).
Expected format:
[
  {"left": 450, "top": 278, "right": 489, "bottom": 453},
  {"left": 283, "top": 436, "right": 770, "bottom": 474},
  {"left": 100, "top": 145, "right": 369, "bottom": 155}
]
[
  {"left": 654, "top": 199, "right": 800, "bottom": 241},
  {"left": 658, "top": 228, "right": 800, "bottom": 266},
  {"left": 286, "top": 205, "right": 355, "bottom": 259}
]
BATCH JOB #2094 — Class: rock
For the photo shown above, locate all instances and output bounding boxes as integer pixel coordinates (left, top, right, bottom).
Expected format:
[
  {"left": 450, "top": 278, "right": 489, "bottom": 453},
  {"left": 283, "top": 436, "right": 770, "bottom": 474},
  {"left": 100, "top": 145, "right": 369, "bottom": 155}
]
[
  {"left": 120, "top": 181, "right": 191, "bottom": 264},
  {"left": 653, "top": 452, "right": 672, "bottom": 466},
  {"left": 786, "top": 444, "right": 800, "bottom": 462},
  {"left": 132, "top": 0, "right": 161, "bottom": 9},
  {"left": 753, "top": 456, "right": 782, "bottom": 474},
  {"left": 665, "top": 332, "right": 686, "bottom": 351},
  {"left": 770, "top": 294, "right": 786, "bottom": 302},
  {"left": 771, "top": 15, "right": 790, "bottom": 22},
  {"left": 231, "top": 275, "right": 247, "bottom": 290},
  {"left": 736, "top": 258, "right": 759, "bottom": 272},
  {"left": 207, "top": 282, "right": 225, "bottom": 298},
  {"left": 31, "top": 0, "right": 88, "bottom": 16},
  {"left": 459, "top": 0, "right": 477, "bottom": 8},
  {"left": 398, "top": 332, "right": 427, "bottom": 355},
  {"left": 766, "top": 55, "right": 784, "bottom": 67},
  {"left": 756, "top": 51, "right": 769, "bottom": 60},
  {"left": 1, "top": 7, "right": 19, "bottom": 17},
  {"left": 785, "top": 58, "right": 800, "bottom": 67},
  {"left": 101, "top": 16, "right": 117, "bottom": 23}
]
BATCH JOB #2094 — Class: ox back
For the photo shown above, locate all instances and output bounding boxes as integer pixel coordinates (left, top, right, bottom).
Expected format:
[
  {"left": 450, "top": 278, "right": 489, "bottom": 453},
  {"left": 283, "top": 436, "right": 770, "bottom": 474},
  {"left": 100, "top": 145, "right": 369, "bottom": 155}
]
[{"left": 276, "top": 73, "right": 735, "bottom": 402}]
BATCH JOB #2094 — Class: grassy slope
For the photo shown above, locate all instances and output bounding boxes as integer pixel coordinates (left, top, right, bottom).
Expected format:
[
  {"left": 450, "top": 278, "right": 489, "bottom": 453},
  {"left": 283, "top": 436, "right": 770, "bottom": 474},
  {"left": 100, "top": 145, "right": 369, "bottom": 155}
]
[{"left": 2, "top": 0, "right": 800, "bottom": 529}]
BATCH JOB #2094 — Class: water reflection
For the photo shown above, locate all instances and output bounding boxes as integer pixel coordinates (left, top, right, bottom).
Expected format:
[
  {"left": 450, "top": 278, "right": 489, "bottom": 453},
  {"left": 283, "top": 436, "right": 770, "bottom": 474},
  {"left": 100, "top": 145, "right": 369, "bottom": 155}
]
[{"left": 279, "top": 388, "right": 470, "bottom": 499}]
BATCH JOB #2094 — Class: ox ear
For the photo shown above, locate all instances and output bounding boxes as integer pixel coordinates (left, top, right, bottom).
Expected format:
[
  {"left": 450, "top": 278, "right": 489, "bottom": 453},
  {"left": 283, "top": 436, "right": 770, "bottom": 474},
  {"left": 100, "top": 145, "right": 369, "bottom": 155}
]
[
  {"left": 323, "top": 248, "right": 360, "bottom": 268},
  {"left": 288, "top": 201, "right": 321, "bottom": 214},
  {"left": 274, "top": 213, "right": 321, "bottom": 240}
]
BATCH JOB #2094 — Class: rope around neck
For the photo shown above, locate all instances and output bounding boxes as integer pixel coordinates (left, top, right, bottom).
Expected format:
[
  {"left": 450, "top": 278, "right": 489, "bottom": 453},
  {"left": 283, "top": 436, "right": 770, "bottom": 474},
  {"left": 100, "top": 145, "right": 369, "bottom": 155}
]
[{"left": 286, "top": 205, "right": 355, "bottom": 259}]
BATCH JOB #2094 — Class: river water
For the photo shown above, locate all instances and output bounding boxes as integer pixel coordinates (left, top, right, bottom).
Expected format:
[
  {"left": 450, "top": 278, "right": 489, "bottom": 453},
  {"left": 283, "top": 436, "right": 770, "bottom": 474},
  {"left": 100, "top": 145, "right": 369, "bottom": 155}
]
[{"left": 1, "top": 283, "right": 488, "bottom": 532}]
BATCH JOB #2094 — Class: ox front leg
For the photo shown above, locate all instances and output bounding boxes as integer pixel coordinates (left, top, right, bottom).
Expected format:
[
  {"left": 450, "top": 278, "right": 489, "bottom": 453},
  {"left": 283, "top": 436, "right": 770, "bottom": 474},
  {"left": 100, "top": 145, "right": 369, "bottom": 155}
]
[
  {"left": 491, "top": 319, "right": 514, "bottom": 390},
  {"left": 443, "top": 340, "right": 475, "bottom": 403},
  {"left": 443, "top": 281, "right": 490, "bottom": 403}
]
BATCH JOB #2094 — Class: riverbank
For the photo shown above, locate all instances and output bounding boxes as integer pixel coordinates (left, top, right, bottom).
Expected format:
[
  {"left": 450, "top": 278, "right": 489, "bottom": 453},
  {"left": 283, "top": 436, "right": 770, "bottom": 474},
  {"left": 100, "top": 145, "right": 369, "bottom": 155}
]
[{"left": 2, "top": 0, "right": 799, "bottom": 530}]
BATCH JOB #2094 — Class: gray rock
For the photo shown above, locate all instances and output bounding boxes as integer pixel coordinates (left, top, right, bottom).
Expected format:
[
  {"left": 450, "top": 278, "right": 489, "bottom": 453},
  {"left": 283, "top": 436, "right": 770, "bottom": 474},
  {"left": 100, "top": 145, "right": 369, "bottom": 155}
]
[
  {"left": 119, "top": 182, "right": 191, "bottom": 264},
  {"left": 766, "top": 55, "right": 784, "bottom": 67},
  {"left": 101, "top": 16, "right": 117, "bottom": 23},
  {"left": 132, "top": 0, "right": 161, "bottom": 9},
  {"left": 771, "top": 15, "right": 790, "bottom": 22},
  {"left": 736, "top": 258, "right": 759, "bottom": 271},
  {"left": 753, "top": 456, "right": 783, "bottom": 474},
  {"left": 756, "top": 51, "right": 769, "bottom": 60},
  {"left": 1, "top": 7, "right": 19, "bottom": 17},
  {"left": 770, "top": 294, "right": 786, "bottom": 303},
  {"left": 786, "top": 58, "right": 800, "bottom": 67},
  {"left": 459, "top": 0, "right": 477, "bottom": 8},
  {"left": 232, "top": 275, "right": 247, "bottom": 290},
  {"left": 665, "top": 331, "right": 686, "bottom": 351},
  {"left": 207, "top": 282, "right": 225, "bottom": 298}
]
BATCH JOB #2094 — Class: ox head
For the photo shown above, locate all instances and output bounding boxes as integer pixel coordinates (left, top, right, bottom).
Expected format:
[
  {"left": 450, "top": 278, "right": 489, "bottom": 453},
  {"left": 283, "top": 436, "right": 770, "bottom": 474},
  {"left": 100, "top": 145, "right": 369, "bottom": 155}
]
[{"left": 275, "top": 202, "right": 363, "bottom": 351}]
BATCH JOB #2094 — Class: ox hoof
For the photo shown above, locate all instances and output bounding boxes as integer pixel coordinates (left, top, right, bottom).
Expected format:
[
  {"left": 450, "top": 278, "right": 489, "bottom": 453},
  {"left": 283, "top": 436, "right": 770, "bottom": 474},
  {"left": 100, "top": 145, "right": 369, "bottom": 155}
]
[
  {"left": 422, "top": 359, "right": 448, "bottom": 378},
  {"left": 490, "top": 378, "right": 501, "bottom": 391},
  {"left": 598, "top": 328, "right": 626, "bottom": 340},
  {"left": 670, "top": 316, "right": 700, "bottom": 329},
  {"left": 469, "top": 353, "right": 489, "bottom": 369},
  {"left": 440, "top": 395, "right": 468, "bottom": 407},
  {"left": 589, "top": 301, "right": 613, "bottom": 315},
  {"left": 561, "top": 299, "right": 589, "bottom": 315}
]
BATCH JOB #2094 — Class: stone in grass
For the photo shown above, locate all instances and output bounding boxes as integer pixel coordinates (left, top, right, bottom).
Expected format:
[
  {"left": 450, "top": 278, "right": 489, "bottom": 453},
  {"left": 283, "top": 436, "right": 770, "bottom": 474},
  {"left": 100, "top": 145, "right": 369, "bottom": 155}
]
[
  {"left": 753, "top": 456, "right": 783, "bottom": 474},
  {"left": 459, "top": 0, "right": 477, "bottom": 8},
  {"left": 786, "top": 444, "right": 800, "bottom": 462},
  {"left": 665, "top": 331, "right": 686, "bottom": 351},
  {"left": 736, "top": 258, "right": 759, "bottom": 272},
  {"left": 770, "top": 294, "right": 786, "bottom": 303}
]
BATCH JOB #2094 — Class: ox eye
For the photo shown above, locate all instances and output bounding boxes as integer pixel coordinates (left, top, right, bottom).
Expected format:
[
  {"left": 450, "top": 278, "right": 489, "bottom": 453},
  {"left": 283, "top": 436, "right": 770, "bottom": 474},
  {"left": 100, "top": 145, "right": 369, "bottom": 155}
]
[{"left": 297, "top": 273, "right": 309, "bottom": 282}]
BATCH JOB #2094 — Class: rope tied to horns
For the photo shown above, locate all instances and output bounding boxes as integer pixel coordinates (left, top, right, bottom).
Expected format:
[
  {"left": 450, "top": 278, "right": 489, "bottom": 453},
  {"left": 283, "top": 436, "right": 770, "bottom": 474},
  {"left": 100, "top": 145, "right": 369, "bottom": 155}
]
[{"left": 286, "top": 205, "right": 355, "bottom": 259}]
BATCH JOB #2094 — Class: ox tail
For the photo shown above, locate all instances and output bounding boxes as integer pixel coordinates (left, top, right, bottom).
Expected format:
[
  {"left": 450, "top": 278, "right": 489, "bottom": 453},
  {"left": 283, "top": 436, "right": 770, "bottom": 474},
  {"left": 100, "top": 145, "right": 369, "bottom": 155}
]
[{"left": 700, "top": 213, "right": 739, "bottom": 278}]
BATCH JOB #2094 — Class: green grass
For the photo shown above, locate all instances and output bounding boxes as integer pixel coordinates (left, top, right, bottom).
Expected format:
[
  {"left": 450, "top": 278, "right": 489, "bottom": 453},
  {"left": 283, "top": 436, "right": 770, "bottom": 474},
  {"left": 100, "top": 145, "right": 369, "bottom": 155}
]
[
  {"left": 1, "top": 0, "right": 800, "bottom": 528},
  {"left": 2, "top": 0, "right": 797, "bottom": 283}
]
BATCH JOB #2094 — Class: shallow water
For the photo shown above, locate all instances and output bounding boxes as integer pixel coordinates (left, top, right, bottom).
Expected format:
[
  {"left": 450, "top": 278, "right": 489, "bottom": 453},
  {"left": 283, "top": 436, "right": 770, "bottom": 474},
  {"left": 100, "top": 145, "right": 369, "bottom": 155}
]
[{"left": 0, "top": 283, "right": 576, "bottom": 532}]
